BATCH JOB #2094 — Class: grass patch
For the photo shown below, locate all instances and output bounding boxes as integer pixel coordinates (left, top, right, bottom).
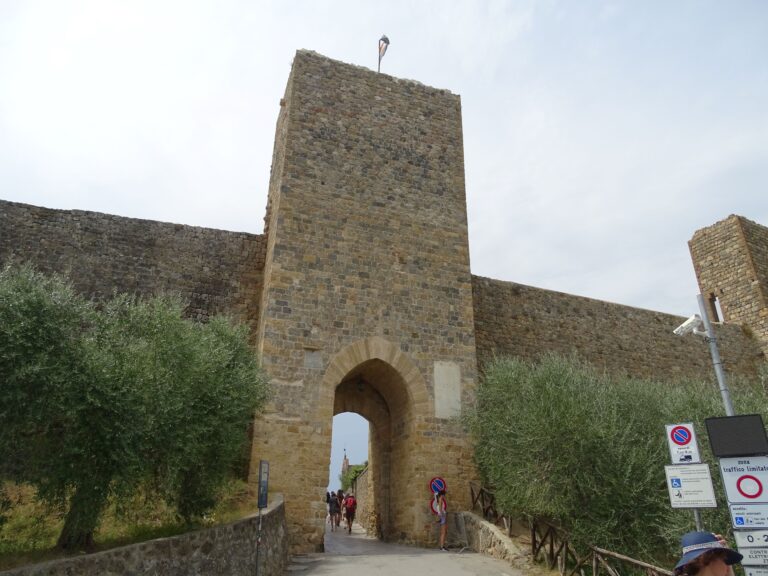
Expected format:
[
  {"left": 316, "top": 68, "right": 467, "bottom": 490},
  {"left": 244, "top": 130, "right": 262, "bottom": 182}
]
[{"left": 0, "top": 480, "right": 257, "bottom": 571}]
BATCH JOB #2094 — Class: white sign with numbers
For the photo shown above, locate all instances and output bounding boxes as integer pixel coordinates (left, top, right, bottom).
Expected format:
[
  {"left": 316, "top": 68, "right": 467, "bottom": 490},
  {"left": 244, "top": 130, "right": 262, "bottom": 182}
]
[{"left": 736, "top": 530, "right": 768, "bottom": 548}]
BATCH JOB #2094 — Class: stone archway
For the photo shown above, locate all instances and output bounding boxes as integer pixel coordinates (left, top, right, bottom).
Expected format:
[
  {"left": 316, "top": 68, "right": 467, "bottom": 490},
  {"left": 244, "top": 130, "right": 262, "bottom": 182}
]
[{"left": 321, "top": 337, "right": 430, "bottom": 541}]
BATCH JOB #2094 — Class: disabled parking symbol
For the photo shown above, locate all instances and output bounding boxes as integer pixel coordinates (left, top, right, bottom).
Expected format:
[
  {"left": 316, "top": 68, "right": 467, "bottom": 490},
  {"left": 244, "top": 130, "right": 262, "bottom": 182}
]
[
  {"left": 735, "top": 517, "right": 745, "bottom": 526},
  {"left": 671, "top": 478, "right": 682, "bottom": 488}
]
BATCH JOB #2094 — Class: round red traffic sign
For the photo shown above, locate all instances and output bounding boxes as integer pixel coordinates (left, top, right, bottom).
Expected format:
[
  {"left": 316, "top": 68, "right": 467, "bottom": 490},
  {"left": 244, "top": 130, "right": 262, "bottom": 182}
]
[
  {"left": 737, "top": 475, "right": 764, "bottom": 499},
  {"left": 670, "top": 426, "right": 692, "bottom": 446},
  {"left": 430, "top": 494, "right": 447, "bottom": 515}
]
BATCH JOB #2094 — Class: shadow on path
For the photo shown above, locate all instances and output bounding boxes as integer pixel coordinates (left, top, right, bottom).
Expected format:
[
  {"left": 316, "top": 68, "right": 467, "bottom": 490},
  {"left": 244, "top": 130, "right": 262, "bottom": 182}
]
[{"left": 286, "top": 521, "right": 523, "bottom": 576}]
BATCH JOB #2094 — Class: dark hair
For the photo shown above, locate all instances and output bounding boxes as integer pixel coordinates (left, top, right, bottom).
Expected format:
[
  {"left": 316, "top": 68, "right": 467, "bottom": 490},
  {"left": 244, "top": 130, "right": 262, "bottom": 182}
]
[{"left": 677, "top": 550, "right": 729, "bottom": 576}]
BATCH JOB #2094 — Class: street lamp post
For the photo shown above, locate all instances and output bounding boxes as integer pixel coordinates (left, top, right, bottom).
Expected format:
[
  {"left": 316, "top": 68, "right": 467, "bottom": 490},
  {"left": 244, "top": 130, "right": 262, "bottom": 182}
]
[
  {"left": 673, "top": 294, "right": 738, "bottom": 531},
  {"left": 673, "top": 294, "right": 736, "bottom": 417},
  {"left": 695, "top": 294, "right": 735, "bottom": 417}
]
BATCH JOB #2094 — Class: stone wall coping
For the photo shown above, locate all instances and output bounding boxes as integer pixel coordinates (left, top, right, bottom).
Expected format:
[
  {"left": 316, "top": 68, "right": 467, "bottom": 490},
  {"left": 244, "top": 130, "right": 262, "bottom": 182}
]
[
  {"left": 295, "top": 49, "right": 458, "bottom": 96},
  {"left": 0, "top": 198, "right": 262, "bottom": 238},
  {"left": 473, "top": 274, "right": 705, "bottom": 321}
]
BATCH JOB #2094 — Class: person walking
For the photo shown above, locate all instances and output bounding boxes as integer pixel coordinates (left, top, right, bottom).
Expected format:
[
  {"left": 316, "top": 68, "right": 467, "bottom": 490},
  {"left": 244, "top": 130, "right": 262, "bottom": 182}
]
[
  {"left": 673, "top": 532, "right": 742, "bottom": 576},
  {"left": 344, "top": 492, "right": 357, "bottom": 534},
  {"left": 328, "top": 490, "right": 341, "bottom": 532},
  {"left": 336, "top": 490, "right": 344, "bottom": 528}
]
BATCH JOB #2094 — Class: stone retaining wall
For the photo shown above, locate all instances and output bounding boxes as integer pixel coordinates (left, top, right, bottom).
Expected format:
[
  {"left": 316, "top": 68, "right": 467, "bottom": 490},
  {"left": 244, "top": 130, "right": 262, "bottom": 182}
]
[
  {"left": 0, "top": 497, "right": 288, "bottom": 576},
  {"left": 457, "top": 511, "right": 530, "bottom": 565}
]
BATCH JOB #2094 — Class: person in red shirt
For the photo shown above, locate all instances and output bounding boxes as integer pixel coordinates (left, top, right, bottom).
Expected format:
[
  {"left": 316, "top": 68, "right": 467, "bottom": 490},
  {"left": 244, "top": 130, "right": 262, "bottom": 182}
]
[{"left": 343, "top": 493, "right": 357, "bottom": 534}]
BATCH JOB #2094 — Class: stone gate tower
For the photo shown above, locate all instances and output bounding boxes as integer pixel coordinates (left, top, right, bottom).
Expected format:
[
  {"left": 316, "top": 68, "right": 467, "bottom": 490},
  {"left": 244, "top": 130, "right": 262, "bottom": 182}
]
[
  {"left": 249, "top": 51, "right": 479, "bottom": 551},
  {"left": 689, "top": 215, "right": 768, "bottom": 356}
]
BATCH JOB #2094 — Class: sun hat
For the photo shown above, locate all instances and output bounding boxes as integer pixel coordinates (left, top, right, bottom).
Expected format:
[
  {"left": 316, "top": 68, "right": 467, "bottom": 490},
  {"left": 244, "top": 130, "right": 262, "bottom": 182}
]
[{"left": 674, "top": 532, "right": 742, "bottom": 573}]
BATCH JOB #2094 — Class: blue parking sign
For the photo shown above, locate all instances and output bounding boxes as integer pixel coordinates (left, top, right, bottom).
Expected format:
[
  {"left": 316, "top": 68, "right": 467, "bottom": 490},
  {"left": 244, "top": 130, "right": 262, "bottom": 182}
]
[{"left": 671, "top": 478, "right": 682, "bottom": 488}]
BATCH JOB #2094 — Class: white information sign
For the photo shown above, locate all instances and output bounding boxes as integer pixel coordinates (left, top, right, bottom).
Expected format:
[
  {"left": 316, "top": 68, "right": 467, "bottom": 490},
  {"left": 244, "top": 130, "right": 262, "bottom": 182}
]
[
  {"left": 720, "top": 457, "right": 768, "bottom": 504},
  {"left": 731, "top": 504, "right": 768, "bottom": 528},
  {"left": 664, "top": 464, "right": 717, "bottom": 508},
  {"left": 736, "top": 530, "right": 768, "bottom": 548},
  {"left": 745, "top": 567, "right": 768, "bottom": 576},
  {"left": 666, "top": 423, "right": 702, "bottom": 464},
  {"left": 741, "top": 548, "right": 768, "bottom": 566}
]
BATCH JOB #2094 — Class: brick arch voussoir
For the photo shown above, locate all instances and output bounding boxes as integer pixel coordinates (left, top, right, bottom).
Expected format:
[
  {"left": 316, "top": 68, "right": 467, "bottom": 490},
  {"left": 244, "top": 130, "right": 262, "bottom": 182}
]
[{"left": 320, "top": 337, "right": 430, "bottom": 416}]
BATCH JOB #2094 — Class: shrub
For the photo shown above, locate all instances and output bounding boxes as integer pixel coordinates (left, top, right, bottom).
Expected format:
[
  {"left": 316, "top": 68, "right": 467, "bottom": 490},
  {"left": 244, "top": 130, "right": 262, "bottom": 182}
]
[
  {"left": 465, "top": 354, "right": 768, "bottom": 563},
  {"left": 0, "top": 264, "right": 270, "bottom": 550}
]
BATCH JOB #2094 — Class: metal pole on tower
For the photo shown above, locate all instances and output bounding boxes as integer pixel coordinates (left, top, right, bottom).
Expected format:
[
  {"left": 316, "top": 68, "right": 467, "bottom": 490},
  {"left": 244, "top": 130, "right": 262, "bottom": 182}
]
[{"left": 378, "top": 35, "right": 389, "bottom": 73}]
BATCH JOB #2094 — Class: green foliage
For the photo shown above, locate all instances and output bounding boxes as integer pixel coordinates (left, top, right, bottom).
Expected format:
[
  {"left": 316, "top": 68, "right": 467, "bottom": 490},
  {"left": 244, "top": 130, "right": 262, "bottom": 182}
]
[
  {"left": 0, "top": 479, "right": 254, "bottom": 571},
  {"left": 0, "top": 264, "right": 270, "bottom": 550},
  {"left": 340, "top": 462, "right": 368, "bottom": 492},
  {"left": 464, "top": 354, "right": 768, "bottom": 564}
]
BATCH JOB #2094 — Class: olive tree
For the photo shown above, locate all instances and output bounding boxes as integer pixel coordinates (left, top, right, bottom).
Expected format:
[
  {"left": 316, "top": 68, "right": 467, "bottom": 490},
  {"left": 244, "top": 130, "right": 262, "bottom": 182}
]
[{"left": 0, "top": 264, "right": 269, "bottom": 549}]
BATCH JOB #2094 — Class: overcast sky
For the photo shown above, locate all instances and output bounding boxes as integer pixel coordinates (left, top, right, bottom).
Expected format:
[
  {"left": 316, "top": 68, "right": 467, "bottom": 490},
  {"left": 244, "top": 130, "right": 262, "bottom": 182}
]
[{"left": 2, "top": 1, "right": 766, "bottom": 489}]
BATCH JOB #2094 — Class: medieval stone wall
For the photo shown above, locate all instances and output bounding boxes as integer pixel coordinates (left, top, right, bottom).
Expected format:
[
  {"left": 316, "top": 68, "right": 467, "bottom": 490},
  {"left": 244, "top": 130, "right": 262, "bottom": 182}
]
[
  {"left": 0, "top": 200, "right": 266, "bottom": 337},
  {"left": 2, "top": 48, "right": 767, "bottom": 561},
  {"left": 472, "top": 275, "right": 764, "bottom": 379},
  {"left": 690, "top": 215, "right": 768, "bottom": 356}
]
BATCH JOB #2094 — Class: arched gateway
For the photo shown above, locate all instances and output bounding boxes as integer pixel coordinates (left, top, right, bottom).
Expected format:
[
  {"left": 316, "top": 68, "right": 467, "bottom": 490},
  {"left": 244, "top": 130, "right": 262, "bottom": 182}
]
[
  {"left": 247, "top": 51, "right": 480, "bottom": 552},
  {"left": 326, "top": 338, "right": 430, "bottom": 542}
]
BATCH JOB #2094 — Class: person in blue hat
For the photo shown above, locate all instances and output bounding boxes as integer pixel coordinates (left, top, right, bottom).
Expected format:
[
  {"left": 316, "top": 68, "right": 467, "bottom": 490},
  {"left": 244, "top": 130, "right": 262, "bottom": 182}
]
[{"left": 674, "top": 532, "right": 743, "bottom": 576}]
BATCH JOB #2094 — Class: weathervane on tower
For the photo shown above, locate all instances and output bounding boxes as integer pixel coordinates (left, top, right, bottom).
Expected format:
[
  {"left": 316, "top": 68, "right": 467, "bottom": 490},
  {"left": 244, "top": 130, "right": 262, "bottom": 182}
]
[{"left": 378, "top": 35, "right": 389, "bottom": 73}]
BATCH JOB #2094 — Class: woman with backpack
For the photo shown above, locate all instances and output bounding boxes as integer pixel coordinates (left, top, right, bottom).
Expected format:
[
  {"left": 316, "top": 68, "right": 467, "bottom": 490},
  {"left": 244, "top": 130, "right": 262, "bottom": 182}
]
[
  {"left": 328, "top": 490, "right": 341, "bottom": 532},
  {"left": 343, "top": 492, "right": 357, "bottom": 534}
]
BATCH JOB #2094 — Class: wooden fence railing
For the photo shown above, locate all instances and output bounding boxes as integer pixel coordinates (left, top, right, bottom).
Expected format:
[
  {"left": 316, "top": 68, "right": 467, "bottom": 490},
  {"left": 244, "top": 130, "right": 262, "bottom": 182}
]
[{"left": 470, "top": 484, "right": 673, "bottom": 576}]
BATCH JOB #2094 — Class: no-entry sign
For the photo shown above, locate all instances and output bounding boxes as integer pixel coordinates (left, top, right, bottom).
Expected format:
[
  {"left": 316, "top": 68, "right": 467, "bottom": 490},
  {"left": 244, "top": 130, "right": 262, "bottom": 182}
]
[
  {"left": 665, "top": 423, "right": 701, "bottom": 464},
  {"left": 720, "top": 457, "right": 768, "bottom": 504}
]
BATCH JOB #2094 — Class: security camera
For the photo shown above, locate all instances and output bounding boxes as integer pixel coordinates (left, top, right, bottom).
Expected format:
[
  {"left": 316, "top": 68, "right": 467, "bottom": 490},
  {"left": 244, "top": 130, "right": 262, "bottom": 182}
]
[{"left": 673, "top": 314, "right": 703, "bottom": 337}]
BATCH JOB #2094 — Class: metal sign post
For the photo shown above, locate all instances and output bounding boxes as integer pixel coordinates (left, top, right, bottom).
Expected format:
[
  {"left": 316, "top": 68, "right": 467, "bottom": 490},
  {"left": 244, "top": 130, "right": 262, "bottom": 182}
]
[{"left": 664, "top": 423, "right": 707, "bottom": 529}]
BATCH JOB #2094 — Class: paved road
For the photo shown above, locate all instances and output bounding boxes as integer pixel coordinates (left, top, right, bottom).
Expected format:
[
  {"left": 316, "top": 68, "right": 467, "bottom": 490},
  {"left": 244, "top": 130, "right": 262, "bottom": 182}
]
[{"left": 287, "top": 521, "right": 525, "bottom": 576}]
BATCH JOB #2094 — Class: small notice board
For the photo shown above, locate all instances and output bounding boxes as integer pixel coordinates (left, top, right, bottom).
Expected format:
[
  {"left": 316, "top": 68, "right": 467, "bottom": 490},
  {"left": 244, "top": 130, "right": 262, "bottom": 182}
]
[
  {"left": 731, "top": 504, "right": 768, "bottom": 529},
  {"left": 664, "top": 464, "right": 717, "bottom": 508}
]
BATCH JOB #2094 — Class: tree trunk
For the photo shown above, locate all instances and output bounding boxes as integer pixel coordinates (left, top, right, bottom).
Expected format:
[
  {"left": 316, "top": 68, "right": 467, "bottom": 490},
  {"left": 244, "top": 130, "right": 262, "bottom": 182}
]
[{"left": 56, "top": 484, "right": 106, "bottom": 551}]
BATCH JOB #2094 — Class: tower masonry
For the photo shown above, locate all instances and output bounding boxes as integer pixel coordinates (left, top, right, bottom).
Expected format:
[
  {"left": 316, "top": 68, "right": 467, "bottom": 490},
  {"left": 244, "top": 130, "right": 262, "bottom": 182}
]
[
  {"left": 250, "top": 50, "right": 479, "bottom": 551},
  {"left": 689, "top": 215, "right": 768, "bottom": 356}
]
